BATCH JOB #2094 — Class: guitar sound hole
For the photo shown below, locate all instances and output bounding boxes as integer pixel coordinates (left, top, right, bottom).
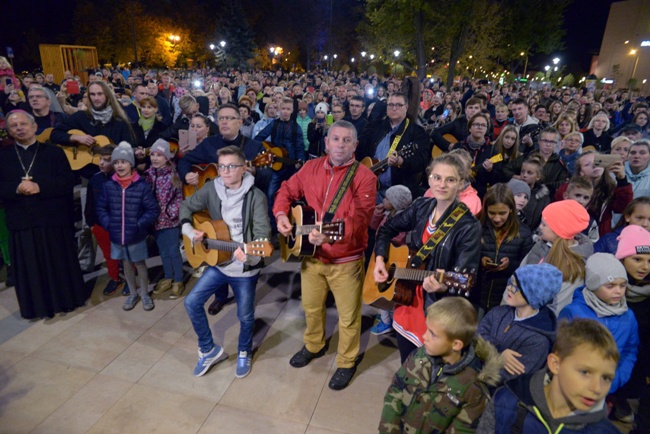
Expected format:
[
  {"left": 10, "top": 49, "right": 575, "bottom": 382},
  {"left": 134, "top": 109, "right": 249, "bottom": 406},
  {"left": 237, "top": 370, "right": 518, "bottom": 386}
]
[{"left": 378, "top": 264, "right": 396, "bottom": 293}]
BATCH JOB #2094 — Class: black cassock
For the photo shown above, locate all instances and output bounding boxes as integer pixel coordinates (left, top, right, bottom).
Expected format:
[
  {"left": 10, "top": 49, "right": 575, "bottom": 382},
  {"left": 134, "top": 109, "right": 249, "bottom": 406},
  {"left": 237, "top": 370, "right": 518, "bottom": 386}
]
[{"left": 0, "top": 142, "right": 88, "bottom": 319}]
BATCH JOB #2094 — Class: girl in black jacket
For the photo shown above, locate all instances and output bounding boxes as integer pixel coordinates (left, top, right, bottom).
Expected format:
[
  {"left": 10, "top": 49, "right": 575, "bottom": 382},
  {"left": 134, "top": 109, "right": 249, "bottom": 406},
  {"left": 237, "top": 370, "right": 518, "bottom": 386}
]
[{"left": 478, "top": 184, "right": 534, "bottom": 312}]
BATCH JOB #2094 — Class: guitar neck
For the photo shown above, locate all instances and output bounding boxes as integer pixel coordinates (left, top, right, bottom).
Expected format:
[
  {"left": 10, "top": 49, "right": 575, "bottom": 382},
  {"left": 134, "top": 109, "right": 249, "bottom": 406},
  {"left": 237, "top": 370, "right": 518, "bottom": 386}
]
[
  {"left": 370, "top": 158, "right": 389, "bottom": 173},
  {"left": 203, "top": 239, "right": 243, "bottom": 253},
  {"left": 295, "top": 223, "right": 321, "bottom": 236},
  {"left": 393, "top": 268, "right": 443, "bottom": 283}
]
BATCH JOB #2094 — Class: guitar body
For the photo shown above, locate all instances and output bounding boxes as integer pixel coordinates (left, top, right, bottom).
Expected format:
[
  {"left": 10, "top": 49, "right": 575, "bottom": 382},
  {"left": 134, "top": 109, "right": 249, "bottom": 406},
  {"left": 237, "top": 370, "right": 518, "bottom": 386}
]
[
  {"left": 36, "top": 128, "right": 53, "bottom": 143},
  {"left": 363, "top": 245, "right": 415, "bottom": 309},
  {"left": 184, "top": 213, "right": 232, "bottom": 268},
  {"left": 262, "top": 142, "right": 288, "bottom": 171},
  {"left": 58, "top": 129, "right": 113, "bottom": 170},
  {"left": 279, "top": 205, "right": 317, "bottom": 261},
  {"left": 182, "top": 163, "right": 219, "bottom": 198},
  {"left": 360, "top": 156, "right": 376, "bottom": 169}
]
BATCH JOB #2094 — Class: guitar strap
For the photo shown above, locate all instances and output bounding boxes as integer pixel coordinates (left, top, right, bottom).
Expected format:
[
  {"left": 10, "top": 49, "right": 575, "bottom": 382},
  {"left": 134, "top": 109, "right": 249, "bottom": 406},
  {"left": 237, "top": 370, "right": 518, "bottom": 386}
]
[
  {"left": 387, "top": 118, "right": 409, "bottom": 155},
  {"left": 322, "top": 161, "right": 359, "bottom": 223},
  {"left": 410, "top": 202, "right": 469, "bottom": 268}
]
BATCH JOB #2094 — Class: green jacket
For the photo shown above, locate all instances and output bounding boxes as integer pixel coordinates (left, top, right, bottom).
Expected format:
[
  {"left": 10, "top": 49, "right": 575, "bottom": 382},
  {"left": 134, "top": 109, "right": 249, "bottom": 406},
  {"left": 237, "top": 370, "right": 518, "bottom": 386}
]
[{"left": 379, "top": 336, "right": 502, "bottom": 434}]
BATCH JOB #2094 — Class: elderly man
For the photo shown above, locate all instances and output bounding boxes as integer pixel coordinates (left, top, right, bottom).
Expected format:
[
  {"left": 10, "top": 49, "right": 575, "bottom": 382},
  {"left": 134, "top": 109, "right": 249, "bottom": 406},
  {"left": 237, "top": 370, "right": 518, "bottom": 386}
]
[
  {"left": 26, "top": 85, "right": 66, "bottom": 135},
  {"left": 0, "top": 111, "right": 87, "bottom": 319}
]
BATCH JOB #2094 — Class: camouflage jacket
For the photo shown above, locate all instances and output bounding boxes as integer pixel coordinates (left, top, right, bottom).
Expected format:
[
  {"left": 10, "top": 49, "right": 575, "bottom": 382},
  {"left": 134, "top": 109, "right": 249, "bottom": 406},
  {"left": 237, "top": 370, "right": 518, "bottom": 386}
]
[{"left": 379, "top": 336, "right": 502, "bottom": 434}]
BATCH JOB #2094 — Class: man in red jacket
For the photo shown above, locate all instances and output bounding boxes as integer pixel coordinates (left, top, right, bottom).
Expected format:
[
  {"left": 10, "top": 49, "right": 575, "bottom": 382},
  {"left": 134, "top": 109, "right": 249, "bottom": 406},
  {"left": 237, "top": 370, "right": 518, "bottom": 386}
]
[{"left": 274, "top": 120, "right": 376, "bottom": 390}]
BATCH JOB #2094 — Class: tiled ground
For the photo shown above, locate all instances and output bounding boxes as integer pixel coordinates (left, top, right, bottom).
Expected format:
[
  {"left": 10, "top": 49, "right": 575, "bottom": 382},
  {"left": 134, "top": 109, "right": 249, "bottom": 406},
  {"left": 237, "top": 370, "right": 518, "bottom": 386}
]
[
  {"left": 0, "top": 252, "right": 632, "bottom": 433},
  {"left": 0, "top": 253, "right": 402, "bottom": 433}
]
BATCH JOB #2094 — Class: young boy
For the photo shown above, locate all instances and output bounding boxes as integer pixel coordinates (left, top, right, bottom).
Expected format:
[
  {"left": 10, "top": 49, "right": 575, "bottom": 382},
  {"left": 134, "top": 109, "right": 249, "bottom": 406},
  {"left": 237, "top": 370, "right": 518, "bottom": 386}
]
[
  {"left": 478, "top": 263, "right": 562, "bottom": 383},
  {"left": 84, "top": 145, "right": 130, "bottom": 296},
  {"left": 379, "top": 297, "right": 501, "bottom": 433},
  {"left": 507, "top": 178, "right": 530, "bottom": 227},
  {"left": 520, "top": 154, "right": 550, "bottom": 230},
  {"left": 477, "top": 318, "right": 621, "bottom": 433},
  {"left": 563, "top": 176, "right": 599, "bottom": 242},
  {"left": 559, "top": 253, "right": 639, "bottom": 394}
]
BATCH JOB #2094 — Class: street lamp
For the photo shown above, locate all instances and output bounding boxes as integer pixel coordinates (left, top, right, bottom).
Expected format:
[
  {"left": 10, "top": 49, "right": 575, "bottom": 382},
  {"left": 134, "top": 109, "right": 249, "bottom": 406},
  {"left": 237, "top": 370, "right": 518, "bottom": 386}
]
[
  {"left": 394, "top": 50, "right": 400, "bottom": 57},
  {"left": 169, "top": 35, "right": 180, "bottom": 47},
  {"left": 553, "top": 57, "right": 560, "bottom": 65},
  {"left": 629, "top": 49, "right": 640, "bottom": 85},
  {"left": 220, "top": 41, "right": 226, "bottom": 48},
  {"left": 209, "top": 44, "right": 215, "bottom": 50},
  {"left": 544, "top": 65, "right": 550, "bottom": 71},
  {"left": 361, "top": 51, "right": 366, "bottom": 57},
  {"left": 369, "top": 54, "right": 375, "bottom": 60}
]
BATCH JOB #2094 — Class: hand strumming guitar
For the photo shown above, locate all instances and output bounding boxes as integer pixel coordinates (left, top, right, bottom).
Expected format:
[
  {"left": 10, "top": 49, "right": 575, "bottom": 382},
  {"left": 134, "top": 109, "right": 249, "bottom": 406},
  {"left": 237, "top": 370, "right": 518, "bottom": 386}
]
[
  {"left": 373, "top": 256, "right": 389, "bottom": 283},
  {"left": 276, "top": 214, "right": 293, "bottom": 237},
  {"left": 185, "top": 172, "right": 199, "bottom": 186}
]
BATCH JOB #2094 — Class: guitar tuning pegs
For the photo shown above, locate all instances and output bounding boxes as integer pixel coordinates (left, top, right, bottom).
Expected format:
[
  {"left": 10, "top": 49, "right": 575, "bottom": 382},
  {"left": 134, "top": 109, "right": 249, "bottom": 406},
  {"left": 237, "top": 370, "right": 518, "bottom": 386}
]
[
  {"left": 464, "top": 290, "right": 470, "bottom": 298},
  {"left": 470, "top": 268, "right": 476, "bottom": 275},
  {"left": 453, "top": 266, "right": 460, "bottom": 272},
  {"left": 448, "top": 287, "right": 456, "bottom": 295}
]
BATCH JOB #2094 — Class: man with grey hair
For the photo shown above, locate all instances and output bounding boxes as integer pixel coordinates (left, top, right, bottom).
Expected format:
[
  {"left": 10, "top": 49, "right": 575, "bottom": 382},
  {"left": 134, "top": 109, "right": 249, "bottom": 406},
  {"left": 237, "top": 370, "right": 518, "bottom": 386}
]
[
  {"left": 274, "top": 120, "right": 377, "bottom": 391},
  {"left": 26, "top": 85, "right": 66, "bottom": 135},
  {"left": 0, "top": 110, "right": 87, "bottom": 319},
  {"left": 161, "top": 94, "right": 217, "bottom": 142}
]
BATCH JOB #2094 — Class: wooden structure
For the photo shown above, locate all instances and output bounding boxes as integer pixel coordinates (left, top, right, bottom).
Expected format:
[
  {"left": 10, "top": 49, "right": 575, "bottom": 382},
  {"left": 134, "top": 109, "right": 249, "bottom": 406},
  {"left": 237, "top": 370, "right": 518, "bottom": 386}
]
[{"left": 39, "top": 45, "right": 99, "bottom": 85}]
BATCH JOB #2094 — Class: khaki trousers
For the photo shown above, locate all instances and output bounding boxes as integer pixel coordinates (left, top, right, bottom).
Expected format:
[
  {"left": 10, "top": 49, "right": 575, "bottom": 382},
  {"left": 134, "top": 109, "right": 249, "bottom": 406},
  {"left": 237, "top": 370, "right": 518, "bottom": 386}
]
[{"left": 300, "top": 257, "right": 364, "bottom": 368}]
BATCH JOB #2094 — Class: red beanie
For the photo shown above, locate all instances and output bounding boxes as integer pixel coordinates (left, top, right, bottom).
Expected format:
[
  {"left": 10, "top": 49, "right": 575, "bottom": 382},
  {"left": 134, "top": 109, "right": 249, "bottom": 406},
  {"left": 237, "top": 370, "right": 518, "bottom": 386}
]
[{"left": 541, "top": 200, "right": 590, "bottom": 240}]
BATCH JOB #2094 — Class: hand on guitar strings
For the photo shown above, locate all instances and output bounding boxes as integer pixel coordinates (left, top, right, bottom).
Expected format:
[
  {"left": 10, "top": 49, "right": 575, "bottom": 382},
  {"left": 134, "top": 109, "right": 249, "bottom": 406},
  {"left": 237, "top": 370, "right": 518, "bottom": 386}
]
[
  {"left": 387, "top": 152, "right": 403, "bottom": 167},
  {"left": 373, "top": 256, "right": 389, "bottom": 283},
  {"left": 308, "top": 228, "right": 331, "bottom": 246},
  {"left": 276, "top": 214, "right": 293, "bottom": 237},
  {"left": 70, "top": 134, "right": 95, "bottom": 146},
  {"left": 185, "top": 172, "right": 199, "bottom": 186},
  {"left": 182, "top": 223, "right": 205, "bottom": 244}
]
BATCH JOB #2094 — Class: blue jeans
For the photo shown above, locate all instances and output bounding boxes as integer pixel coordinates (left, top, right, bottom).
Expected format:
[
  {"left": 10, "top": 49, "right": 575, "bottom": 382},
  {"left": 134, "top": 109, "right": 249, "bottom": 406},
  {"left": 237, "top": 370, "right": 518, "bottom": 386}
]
[
  {"left": 267, "top": 167, "right": 295, "bottom": 227},
  {"left": 184, "top": 266, "right": 258, "bottom": 353},
  {"left": 155, "top": 227, "right": 184, "bottom": 282}
]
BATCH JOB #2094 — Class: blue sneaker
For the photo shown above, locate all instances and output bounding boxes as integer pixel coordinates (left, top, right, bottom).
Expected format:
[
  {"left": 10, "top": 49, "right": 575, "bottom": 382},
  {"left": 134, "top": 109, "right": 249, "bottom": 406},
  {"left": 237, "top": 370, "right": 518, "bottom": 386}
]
[
  {"left": 193, "top": 345, "right": 225, "bottom": 377},
  {"left": 235, "top": 351, "right": 252, "bottom": 378},
  {"left": 121, "top": 282, "right": 131, "bottom": 296},
  {"left": 103, "top": 278, "right": 123, "bottom": 296},
  {"left": 370, "top": 320, "right": 393, "bottom": 335}
]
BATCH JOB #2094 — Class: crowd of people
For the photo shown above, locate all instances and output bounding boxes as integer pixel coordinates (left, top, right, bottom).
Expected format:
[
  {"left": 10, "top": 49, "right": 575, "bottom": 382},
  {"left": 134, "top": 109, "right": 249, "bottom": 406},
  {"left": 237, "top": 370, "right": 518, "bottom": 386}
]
[{"left": 2, "top": 53, "right": 650, "bottom": 432}]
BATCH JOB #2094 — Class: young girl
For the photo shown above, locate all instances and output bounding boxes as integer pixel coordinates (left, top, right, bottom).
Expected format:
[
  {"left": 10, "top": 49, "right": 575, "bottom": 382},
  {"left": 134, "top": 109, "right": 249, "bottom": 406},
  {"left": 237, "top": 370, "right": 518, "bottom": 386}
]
[
  {"left": 133, "top": 96, "right": 166, "bottom": 149},
  {"left": 613, "top": 225, "right": 650, "bottom": 423},
  {"left": 144, "top": 139, "right": 185, "bottom": 299},
  {"left": 511, "top": 200, "right": 593, "bottom": 315},
  {"left": 595, "top": 196, "right": 650, "bottom": 255},
  {"left": 493, "top": 125, "right": 522, "bottom": 183},
  {"left": 425, "top": 149, "right": 482, "bottom": 215},
  {"left": 374, "top": 154, "right": 481, "bottom": 363},
  {"left": 97, "top": 143, "right": 159, "bottom": 311},
  {"left": 478, "top": 184, "right": 534, "bottom": 311},
  {"left": 520, "top": 154, "right": 550, "bottom": 230},
  {"left": 507, "top": 178, "right": 530, "bottom": 227}
]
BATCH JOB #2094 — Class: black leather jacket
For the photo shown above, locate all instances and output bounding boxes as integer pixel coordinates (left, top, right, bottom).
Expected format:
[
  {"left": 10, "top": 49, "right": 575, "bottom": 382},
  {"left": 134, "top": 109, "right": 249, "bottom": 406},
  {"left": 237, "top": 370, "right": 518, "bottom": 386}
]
[{"left": 375, "top": 197, "right": 481, "bottom": 309}]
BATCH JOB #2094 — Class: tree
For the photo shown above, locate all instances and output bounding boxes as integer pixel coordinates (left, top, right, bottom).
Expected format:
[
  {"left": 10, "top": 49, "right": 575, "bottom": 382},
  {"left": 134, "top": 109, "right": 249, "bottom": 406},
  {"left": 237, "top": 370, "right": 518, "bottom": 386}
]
[{"left": 216, "top": 1, "right": 257, "bottom": 70}]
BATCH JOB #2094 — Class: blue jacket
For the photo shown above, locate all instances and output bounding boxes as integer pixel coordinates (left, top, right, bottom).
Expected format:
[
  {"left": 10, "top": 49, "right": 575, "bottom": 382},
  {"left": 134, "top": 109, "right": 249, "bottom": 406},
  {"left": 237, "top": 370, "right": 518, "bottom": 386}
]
[
  {"left": 254, "top": 119, "right": 306, "bottom": 162},
  {"left": 477, "top": 369, "right": 619, "bottom": 433},
  {"left": 593, "top": 226, "right": 623, "bottom": 255},
  {"left": 85, "top": 170, "right": 112, "bottom": 228},
  {"left": 478, "top": 305, "right": 556, "bottom": 382},
  {"left": 559, "top": 287, "right": 639, "bottom": 393},
  {"left": 96, "top": 173, "right": 159, "bottom": 245}
]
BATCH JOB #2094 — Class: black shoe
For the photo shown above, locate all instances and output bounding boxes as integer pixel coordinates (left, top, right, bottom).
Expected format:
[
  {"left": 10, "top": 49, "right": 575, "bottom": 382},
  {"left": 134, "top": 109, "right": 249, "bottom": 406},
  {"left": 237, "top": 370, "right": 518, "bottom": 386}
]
[
  {"left": 328, "top": 367, "right": 356, "bottom": 390},
  {"left": 289, "top": 345, "right": 328, "bottom": 368},
  {"left": 208, "top": 298, "right": 226, "bottom": 316}
]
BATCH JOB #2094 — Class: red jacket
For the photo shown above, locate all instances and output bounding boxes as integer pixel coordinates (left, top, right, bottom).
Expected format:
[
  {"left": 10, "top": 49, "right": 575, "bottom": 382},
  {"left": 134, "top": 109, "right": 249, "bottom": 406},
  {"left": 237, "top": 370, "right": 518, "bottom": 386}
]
[{"left": 274, "top": 156, "right": 377, "bottom": 263}]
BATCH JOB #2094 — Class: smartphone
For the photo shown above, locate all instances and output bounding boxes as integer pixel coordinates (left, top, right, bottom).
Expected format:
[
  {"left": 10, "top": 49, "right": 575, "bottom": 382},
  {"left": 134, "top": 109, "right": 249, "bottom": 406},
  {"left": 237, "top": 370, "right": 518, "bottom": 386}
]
[
  {"left": 5, "top": 78, "right": 12, "bottom": 87},
  {"left": 327, "top": 113, "right": 334, "bottom": 125},
  {"left": 67, "top": 81, "right": 80, "bottom": 95},
  {"left": 441, "top": 108, "right": 450, "bottom": 119},
  {"left": 594, "top": 154, "right": 621, "bottom": 168},
  {"left": 484, "top": 261, "right": 499, "bottom": 268}
]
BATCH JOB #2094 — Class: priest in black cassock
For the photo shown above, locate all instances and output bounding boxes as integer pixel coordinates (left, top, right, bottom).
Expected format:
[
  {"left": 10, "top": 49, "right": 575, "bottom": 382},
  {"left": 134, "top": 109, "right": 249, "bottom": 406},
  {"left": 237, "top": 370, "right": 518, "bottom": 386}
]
[{"left": 0, "top": 110, "right": 88, "bottom": 319}]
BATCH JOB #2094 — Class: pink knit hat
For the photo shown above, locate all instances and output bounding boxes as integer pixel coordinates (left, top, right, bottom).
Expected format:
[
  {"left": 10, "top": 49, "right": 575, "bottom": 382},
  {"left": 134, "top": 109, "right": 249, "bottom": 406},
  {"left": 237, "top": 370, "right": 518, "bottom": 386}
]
[
  {"left": 615, "top": 225, "right": 650, "bottom": 259},
  {"left": 541, "top": 200, "right": 590, "bottom": 240}
]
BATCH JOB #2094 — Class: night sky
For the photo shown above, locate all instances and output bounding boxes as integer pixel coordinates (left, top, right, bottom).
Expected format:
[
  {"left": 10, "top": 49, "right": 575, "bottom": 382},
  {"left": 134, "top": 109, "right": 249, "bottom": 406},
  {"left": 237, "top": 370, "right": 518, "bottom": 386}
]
[{"left": 2, "top": 0, "right": 616, "bottom": 75}]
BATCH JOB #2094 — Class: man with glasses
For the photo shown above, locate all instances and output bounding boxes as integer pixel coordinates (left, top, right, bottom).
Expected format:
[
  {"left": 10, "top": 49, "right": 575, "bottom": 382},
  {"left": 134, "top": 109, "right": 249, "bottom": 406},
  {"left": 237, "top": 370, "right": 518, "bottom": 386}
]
[
  {"left": 26, "top": 85, "right": 65, "bottom": 135},
  {"left": 344, "top": 96, "right": 368, "bottom": 137},
  {"left": 181, "top": 145, "right": 271, "bottom": 379},
  {"left": 357, "top": 92, "right": 430, "bottom": 201},
  {"left": 536, "top": 127, "right": 570, "bottom": 197}
]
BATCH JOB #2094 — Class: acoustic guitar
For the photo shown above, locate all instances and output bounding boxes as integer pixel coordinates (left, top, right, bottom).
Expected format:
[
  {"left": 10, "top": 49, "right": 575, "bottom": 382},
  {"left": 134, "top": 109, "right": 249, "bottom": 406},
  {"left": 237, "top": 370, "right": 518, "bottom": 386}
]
[
  {"left": 360, "top": 142, "right": 419, "bottom": 175},
  {"left": 58, "top": 129, "right": 113, "bottom": 170},
  {"left": 363, "top": 245, "right": 475, "bottom": 310},
  {"left": 183, "top": 212, "right": 273, "bottom": 268},
  {"left": 431, "top": 134, "right": 458, "bottom": 159},
  {"left": 279, "top": 204, "right": 345, "bottom": 262},
  {"left": 181, "top": 152, "right": 274, "bottom": 198},
  {"left": 470, "top": 153, "right": 504, "bottom": 178},
  {"left": 261, "top": 142, "right": 302, "bottom": 171},
  {"left": 36, "top": 127, "right": 53, "bottom": 143}
]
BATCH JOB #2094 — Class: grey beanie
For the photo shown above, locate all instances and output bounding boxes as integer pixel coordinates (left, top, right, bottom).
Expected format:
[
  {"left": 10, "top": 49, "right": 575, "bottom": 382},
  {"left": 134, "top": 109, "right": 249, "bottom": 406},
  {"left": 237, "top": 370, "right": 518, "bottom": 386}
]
[
  {"left": 585, "top": 253, "right": 627, "bottom": 291},
  {"left": 150, "top": 139, "right": 171, "bottom": 161},
  {"left": 507, "top": 178, "right": 531, "bottom": 200},
  {"left": 111, "top": 142, "right": 135, "bottom": 167},
  {"left": 385, "top": 185, "right": 413, "bottom": 211},
  {"left": 514, "top": 263, "right": 563, "bottom": 309}
]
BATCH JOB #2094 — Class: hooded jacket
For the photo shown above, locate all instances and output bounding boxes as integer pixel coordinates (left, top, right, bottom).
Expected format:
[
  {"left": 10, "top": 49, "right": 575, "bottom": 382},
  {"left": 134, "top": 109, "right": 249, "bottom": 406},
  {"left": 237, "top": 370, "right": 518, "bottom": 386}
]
[
  {"left": 522, "top": 183, "right": 550, "bottom": 231},
  {"left": 559, "top": 287, "right": 639, "bottom": 393},
  {"left": 476, "top": 369, "right": 619, "bottom": 433},
  {"left": 379, "top": 336, "right": 502, "bottom": 434},
  {"left": 625, "top": 161, "right": 650, "bottom": 199},
  {"left": 478, "top": 305, "right": 557, "bottom": 383},
  {"left": 143, "top": 164, "right": 182, "bottom": 231}
]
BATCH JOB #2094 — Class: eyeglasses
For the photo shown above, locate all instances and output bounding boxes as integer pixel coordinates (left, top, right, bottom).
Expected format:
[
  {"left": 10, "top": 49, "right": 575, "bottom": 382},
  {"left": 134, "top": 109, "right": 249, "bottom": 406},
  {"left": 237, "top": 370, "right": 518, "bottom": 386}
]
[
  {"left": 387, "top": 103, "right": 406, "bottom": 109},
  {"left": 506, "top": 277, "right": 521, "bottom": 294},
  {"left": 429, "top": 174, "right": 459, "bottom": 185},
  {"left": 217, "top": 164, "right": 245, "bottom": 172},
  {"left": 471, "top": 123, "right": 488, "bottom": 128},
  {"left": 539, "top": 139, "right": 557, "bottom": 144},
  {"left": 217, "top": 116, "right": 240, "bottom": 122}
]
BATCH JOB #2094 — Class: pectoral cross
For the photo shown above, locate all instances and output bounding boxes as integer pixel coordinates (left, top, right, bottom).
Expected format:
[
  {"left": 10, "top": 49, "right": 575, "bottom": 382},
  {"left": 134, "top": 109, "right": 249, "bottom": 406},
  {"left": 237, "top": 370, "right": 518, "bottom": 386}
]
[{"left": 21, "top": 176, "right": 33, "bottom": 181}]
